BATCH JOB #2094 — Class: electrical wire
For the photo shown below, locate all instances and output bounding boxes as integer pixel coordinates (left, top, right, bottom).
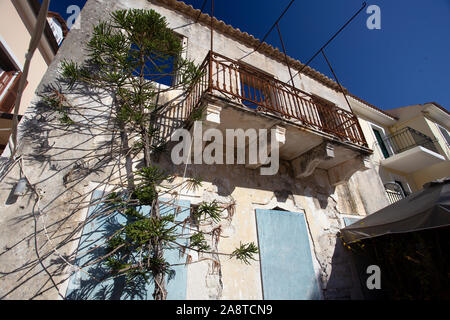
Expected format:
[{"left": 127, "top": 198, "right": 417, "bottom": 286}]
[
  {"left": 195, "top": 0, "right": 208, "bottom": 23},
  {"left": 291, "top": 2, "right": 367, "bottom": 79},
  {"left": 238, "top": 0, "right": 296, "bottom": 61}
]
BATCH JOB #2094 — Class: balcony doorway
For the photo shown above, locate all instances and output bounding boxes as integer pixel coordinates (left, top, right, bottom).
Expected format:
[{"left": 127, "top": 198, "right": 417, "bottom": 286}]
[
  {"left": 312, "top": 95, "right": 347, "bottom": 138},
  {"left": 0, "top": 45, "right": 23, "bottom": 113},
  {"left": 369, "top": 123, "right": 392, "bottom": 159},
  {"left": 373, "top": 128, "right": 390, "bottom": 158},
  {"left": 238, "top": 63, "right": 277, "bottom": 111}
]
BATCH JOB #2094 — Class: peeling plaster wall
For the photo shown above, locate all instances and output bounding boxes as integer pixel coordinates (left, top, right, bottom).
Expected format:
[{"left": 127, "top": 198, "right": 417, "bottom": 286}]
[
  {"left": 0, "top": 0, "right": 387, "bottom": 300},
  {"left": 155, "top": 156, "right": 367, "bottom": 300}
]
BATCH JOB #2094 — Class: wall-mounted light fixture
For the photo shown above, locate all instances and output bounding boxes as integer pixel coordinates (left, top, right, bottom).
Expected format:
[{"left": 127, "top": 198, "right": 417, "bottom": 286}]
[{"left": 13, "top": 178, "right": 28, "bottom": 196}]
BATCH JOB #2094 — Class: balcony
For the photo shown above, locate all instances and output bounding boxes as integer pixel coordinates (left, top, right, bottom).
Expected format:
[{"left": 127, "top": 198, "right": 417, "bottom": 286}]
[
  {"left": 160, "top": 51, "right": 372, "bottom": 184},
  {"left": 0, "top": 71, "right": 22, "bottom": 113},
  {"left": 380, "top": 127, "right": 445, "bottom": 173},
  {"left": 182, "top": 51, "right": 367, "bottom": 147}
]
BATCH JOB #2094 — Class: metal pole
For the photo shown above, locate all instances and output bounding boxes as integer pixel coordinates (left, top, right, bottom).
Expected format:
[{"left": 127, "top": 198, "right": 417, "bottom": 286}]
[
  {"left": 321, "top": 49, "right": 352, "bottom": 110},
  {"left": 208, "top": 0, "right": 214, "bottom": 93},
  {"left": 195, "top": 0, "right": 208, "bottom": 23},
  {"left": 321, "top": 49, "right": 367, "bottom": 146},
  {"left": 10, "top": 0, "right": 51, "bottom": 159},
  {"left": 276, "top": 22, "right": 295, "bottom": 87}
]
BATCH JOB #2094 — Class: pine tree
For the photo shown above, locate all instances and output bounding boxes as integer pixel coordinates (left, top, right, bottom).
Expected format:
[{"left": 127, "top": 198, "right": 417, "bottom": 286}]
[{"left": 58, "top": 9, "right": 258, "bottom": 300}]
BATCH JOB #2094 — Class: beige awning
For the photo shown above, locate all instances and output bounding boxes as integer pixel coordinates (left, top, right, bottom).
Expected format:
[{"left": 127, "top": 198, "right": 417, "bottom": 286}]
[{"left": 341, "top": 178, "right": 450, "bottom": 244}]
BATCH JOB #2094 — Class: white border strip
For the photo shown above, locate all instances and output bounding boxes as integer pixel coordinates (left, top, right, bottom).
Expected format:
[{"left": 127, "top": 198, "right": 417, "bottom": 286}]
[{"left": 0, "top": 35, "right": 24, "bottom": 71}]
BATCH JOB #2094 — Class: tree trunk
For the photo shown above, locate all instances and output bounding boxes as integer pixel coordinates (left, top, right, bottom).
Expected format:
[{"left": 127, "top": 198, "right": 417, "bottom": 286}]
[
  {"left": 142, "top": 125, "right": 152, "bottom": 168},
  {"left": 151, "top": 197, "right": 167, "bottom": 300},
  {"left": 115, "top": 96, "right": 135, "bottom": 192}
]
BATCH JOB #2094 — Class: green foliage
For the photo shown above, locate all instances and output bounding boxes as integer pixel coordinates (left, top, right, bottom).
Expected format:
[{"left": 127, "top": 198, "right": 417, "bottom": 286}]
[
  {"left": 231, "top": 242, "right": 259, "bottom": 265},
  {"left": 132, "top": 166, "right": 168, "bottom": 205},
  {"left": 188, "top": 105, "right": 205, "bottom": 122},
  {"left": 59, "top": 8, "right": 259, "bottom": 299},
  {"left": 60, "top": 8, "right": 200, "bottom": 107},
  {"left": 42, "top": 90, "right": 76, "bottom": 126},
  {"left": 185, "top": 177, "right": 203, "bottom": 192},
  {"left": 59, "top": 111, "right": 75, "bottom": 125},
  {"left": 42, "top": 95, "right": 63, "bottom": 110},
  {"left": 107, "top": 234, "right": 126, "bottom": 252},
  {"left": 105, "top": 257, "right": 130, "bottom": 273},
  {"left": 193, "top": 200, "right": 222, "bottom": 223},
  {"left": 60, "top": 60, "right": 91, "bottom": 89},
  {"left": 190, "top": 232, "right": 210, "bottom": 251},
  {"left": 124, "top": 217, "right": 176, "bottom": 246},
  {"left": 124, "top": 207, "right": 145, "bottom": 220}
]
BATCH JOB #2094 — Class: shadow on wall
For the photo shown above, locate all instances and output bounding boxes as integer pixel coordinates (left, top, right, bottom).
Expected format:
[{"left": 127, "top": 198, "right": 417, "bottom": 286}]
[
  {"left": 325, "top": 236, "right": 366, "bottom": 300},
  {"left": 0, "top": 74, "right": 197, "bottom": 299},
  {"left": 0, "top": 79, "right": 132, "bottom": 299},
  {"left": 0, "top": 72, "right": 358, "bottom": 300}
]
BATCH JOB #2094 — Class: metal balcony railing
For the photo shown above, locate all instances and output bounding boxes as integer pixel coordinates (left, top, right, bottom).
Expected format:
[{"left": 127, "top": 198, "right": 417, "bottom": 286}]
[
  {"left": 384, "top": 182, "right": 406, "bottom": 204},
  {"left": 383, "top": 127, "right": 438, "bottom": 155},
  {"left": 182, "top": 51, "right": 368, "bottom": 147}
]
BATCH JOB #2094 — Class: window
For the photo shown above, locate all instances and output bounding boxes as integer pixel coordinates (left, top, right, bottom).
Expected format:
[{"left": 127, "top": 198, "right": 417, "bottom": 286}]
[
  {"left": 373, "top": 128, "right": 390, "bottom": 158},
  {"left": 0, "top": 45, "right": 25, "bottom": 113},
  {"left": 437, "top": 124, "right": 450, "bottom": 146},
  {"left": 394, "top": 180, "right": 409, "bottom": 197},
  {"left": 342, "top": 216, "right": 360, "bottom": 227},
  {"left": 369, "top": 123, "right": 392, "bottom": 159},
  {"left": 384, "top": 181, "right": 408, "bottom": 204},
  {"left": 312, "top": 95, "right": 347, "bottom": 137},
  {"left": 239, "top": 63, "right": 276, "bottom": 110},
  {"left": 128, "top": 34, "right": 185, "bottom": 87},
  {"left": 65, "top": 189, "right": 190, "bottom": 300}
]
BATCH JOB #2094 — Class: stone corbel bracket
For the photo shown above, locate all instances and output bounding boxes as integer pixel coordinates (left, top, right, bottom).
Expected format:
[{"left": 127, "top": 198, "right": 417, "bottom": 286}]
[
  {"left": 188, "top": 103, "right": 223, "bottom": 162},
  {"left": 328, "top": 156, "right": 371, "bottom": 186},
  {"left": 292, "top": 142, "right": 335, "bottom": 179},
  {"left": 202, "top": 102, "right": 222, "bottom": 128}
]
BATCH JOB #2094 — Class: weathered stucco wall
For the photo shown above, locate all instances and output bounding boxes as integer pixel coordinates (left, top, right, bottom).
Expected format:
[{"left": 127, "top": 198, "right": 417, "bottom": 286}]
[
  {"left": 0, "top": 0, "right": 391, "bottom": 300},
  {"left": 355, "top": 103, "right": 450, "bottom": 194},
  {"left": 0, "top": 0, "right": 52, "bottom": 115}
]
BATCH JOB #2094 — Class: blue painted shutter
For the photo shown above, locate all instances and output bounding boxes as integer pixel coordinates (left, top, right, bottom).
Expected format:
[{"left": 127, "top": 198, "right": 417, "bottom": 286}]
[
  {"left": 66, "top": 190, "right": 190, "bottom": 300},
  {"left": 255, "top": 209, "right": 321, "bottom": 300},
  {"left": 343, "top": 216, "right": 360, "bottom": 227}
]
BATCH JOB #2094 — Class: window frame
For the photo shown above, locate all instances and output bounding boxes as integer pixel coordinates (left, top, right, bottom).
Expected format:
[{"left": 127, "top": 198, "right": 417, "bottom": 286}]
[
  {"left": 0, "top": 37, "right": 25, "bottom": 113},
  {"left": 238, "top": 62, "right": 277, "bottom": 110},
  {"left": 436, "top": 123, "right": 450, "bottom": 147},
  {"left": 63, "top": 184, "right": 192, "bottom": 300},
  {"left": 368, "top": 121, "right": 394, "bottom": 159}
]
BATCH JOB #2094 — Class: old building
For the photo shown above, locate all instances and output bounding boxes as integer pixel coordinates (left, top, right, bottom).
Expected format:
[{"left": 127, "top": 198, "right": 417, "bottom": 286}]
[
  {"left": 353, "top": 101, "right": 450, "bottom": 204},
  {"left": 0, "top": 0, "right": 446, "bottom": 300},
  {"left": 0, "top": 0, "right": 65, "bottom": 154},
  {"left": 46, "top": 11, "right": 69, "bottom": 47}
]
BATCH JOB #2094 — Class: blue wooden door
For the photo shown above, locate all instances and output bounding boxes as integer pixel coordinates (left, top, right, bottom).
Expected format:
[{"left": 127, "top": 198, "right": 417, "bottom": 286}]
[
  {"left": 255, "top": 209, "right": 321, "bottom": 300},
  {"left": 65, "top": 190, "right": 190, "bottom": 300}
]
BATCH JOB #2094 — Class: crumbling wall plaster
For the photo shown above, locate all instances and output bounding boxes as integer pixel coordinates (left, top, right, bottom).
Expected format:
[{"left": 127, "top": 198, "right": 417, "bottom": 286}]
[{"left": 0, "top": 0, "right": 383, "bottom": 300}]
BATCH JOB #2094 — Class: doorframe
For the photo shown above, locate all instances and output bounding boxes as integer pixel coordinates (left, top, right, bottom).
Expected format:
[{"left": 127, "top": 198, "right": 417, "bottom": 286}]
[
  {"left": 368, "top": 121, "right": 394, "bottom": 158},
  {"left": 252, "top": 201, "right": 323, "bottom": 300}
]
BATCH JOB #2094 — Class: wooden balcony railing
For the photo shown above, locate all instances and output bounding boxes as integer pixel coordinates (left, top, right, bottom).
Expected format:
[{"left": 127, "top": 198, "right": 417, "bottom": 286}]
[{"left": 182, "top": 51, "right": 368, "bottom": 147}]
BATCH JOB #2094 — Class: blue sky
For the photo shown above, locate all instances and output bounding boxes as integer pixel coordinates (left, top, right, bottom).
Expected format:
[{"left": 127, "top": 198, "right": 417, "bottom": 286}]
[{"left": 43, "top": 0, "right": 450, "bottom": 111}]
